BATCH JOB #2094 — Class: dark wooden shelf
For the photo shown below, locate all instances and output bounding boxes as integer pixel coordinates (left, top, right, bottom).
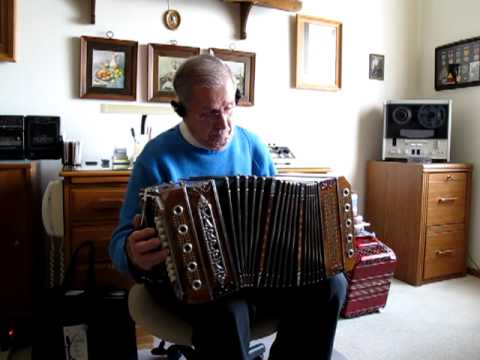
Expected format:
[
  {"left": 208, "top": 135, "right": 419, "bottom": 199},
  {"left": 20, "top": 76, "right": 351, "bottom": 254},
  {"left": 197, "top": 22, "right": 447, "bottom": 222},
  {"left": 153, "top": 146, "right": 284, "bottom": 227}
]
[{"left": 224, "top": 0, "right": 302, "bottom": 39}]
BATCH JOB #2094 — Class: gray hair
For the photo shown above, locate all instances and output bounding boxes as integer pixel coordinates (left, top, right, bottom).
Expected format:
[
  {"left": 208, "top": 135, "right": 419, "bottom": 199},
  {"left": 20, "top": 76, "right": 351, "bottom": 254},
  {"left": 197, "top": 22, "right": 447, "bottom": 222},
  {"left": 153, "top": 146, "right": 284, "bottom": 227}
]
[{"left": 173, "top": 54, "right": 236, "bottom": 105}]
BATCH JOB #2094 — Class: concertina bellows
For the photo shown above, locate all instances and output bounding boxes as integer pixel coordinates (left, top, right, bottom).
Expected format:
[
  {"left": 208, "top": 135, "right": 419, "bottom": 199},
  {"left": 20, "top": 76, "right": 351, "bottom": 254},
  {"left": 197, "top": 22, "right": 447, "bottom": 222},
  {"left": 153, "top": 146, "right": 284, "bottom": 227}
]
[{"left": 139, "top": 175, "right": 356, "bottom": 304}]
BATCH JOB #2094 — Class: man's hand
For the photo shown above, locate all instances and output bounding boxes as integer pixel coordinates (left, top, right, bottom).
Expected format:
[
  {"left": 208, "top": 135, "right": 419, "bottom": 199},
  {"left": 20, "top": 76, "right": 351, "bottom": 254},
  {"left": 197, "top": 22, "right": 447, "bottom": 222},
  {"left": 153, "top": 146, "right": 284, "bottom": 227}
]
[{"left": 126, "top": 215, "right": 169, "bottom": 271}]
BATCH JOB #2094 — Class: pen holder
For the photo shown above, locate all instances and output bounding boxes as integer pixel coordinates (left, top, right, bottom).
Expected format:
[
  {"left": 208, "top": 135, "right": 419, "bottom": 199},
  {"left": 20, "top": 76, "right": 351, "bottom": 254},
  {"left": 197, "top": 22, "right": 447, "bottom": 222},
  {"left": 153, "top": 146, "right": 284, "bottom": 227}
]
[
  {"left": 131, "top": 135, "right": 150, "bottom": 164},
  {"left": 63, "top": 140, "right": 82, "bottom": 167}
]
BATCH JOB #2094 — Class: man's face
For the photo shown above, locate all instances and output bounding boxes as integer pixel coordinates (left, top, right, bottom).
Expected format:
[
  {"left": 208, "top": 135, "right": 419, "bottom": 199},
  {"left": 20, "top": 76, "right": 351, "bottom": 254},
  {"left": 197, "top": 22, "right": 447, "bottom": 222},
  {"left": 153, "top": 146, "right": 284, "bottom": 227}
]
[{"left": 183, "top": 80, "right": 235, "bottom": 151}]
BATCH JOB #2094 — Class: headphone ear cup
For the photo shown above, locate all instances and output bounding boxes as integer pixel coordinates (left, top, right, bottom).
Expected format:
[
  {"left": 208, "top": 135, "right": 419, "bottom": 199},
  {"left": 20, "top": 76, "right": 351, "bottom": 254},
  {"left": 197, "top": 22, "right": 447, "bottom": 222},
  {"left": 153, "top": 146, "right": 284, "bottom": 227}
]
[
  {"left": 235, "top": 89, "right": 242, "bottom": 105},
  {"left": 171, "top": 101, "right": 187, "bottom": 117}
]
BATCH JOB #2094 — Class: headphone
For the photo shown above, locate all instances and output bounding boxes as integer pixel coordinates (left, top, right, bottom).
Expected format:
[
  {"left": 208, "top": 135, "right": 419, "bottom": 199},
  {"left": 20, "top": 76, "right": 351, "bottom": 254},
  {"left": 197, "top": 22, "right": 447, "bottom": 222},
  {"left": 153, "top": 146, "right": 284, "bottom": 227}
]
[{"left": 171, "top": 88, "right": 242, "bottom": 118}]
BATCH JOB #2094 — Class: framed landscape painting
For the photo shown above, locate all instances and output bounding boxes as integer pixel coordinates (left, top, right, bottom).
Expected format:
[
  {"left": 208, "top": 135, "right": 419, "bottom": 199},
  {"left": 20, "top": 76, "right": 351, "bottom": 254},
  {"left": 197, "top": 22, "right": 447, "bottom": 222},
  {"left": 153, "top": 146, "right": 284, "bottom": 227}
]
[
  {"left": 147, "top": 43, "right": 200, "bottom": 102},
  {"left": 209, "top": 48, "right": 256, "bottom": 106}
]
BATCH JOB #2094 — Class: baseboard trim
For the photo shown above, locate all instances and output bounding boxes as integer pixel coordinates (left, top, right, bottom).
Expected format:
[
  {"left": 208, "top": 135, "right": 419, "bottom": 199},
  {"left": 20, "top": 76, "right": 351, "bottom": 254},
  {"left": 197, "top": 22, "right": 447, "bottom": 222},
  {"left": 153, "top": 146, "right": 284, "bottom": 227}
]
[{"left": 467, "top": 267, "right": 480, "bottom": 279}]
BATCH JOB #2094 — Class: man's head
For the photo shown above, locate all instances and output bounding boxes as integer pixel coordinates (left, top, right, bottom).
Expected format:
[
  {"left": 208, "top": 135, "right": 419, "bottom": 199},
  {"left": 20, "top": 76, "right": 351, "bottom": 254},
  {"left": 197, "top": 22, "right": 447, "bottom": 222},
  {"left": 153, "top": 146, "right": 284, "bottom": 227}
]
[{"left": 172, "top": 54, "right": 237, "bottom": 151}]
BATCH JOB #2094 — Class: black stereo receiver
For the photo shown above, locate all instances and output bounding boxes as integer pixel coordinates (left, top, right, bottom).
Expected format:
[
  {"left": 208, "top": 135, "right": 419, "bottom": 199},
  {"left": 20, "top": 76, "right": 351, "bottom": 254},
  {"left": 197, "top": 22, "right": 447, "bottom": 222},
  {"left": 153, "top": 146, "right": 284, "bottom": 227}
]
[{"left": 0, "top": 115, "right": 24, "bottom": 160}]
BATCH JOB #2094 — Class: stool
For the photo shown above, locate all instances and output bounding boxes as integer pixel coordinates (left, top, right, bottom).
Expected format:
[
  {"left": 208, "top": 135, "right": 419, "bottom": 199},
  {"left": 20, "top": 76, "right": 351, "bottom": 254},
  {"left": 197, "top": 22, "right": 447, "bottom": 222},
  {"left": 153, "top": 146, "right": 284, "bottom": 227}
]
[{"left": 128, "top": 284, "right": 279, "bottom": 359}]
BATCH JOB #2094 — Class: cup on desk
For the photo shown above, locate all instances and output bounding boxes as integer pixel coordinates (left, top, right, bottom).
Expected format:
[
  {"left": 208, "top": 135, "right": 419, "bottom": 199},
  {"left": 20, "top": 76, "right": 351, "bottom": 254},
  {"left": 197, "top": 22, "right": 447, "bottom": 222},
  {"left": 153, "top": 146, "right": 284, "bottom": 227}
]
[{"left": 63, "top": 140, "right": 82, "bottom": 166}]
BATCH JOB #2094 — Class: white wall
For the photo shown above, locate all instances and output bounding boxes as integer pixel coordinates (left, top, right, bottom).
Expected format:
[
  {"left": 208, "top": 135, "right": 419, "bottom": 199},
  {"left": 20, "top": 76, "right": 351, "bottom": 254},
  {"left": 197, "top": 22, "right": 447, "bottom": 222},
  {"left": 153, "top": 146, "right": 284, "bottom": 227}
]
[
  {"left": 0, "top": 0, "right": 418, "bottom": 206},
  {"left": 417, "top": 0, "right": 480, "bottom": 266}
]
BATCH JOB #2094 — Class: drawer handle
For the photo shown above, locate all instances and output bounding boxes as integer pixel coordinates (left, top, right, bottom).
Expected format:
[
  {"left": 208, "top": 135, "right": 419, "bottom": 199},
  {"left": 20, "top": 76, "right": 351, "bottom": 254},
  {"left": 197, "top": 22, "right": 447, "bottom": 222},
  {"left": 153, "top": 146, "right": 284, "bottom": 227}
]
[
  {"left": 445, "top": 175, "right": 454, "bottom": 181},
  {"left": 94, "top": 198, "right": 124, "bottom": 210},
  {"left": 437, "top": 197, "right": 458, "bottom": 203},
  {"left": 435, "top": 249, "right": 454, "bottom": 257}
]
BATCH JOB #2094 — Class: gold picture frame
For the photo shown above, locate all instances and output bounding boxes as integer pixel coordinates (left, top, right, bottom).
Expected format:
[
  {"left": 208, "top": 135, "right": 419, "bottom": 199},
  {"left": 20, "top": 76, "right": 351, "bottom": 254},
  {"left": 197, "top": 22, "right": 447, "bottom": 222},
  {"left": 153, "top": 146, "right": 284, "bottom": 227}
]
[
  {"left": 295, "top": 15, "right": 342, "bottom": 91},
  {"left": 0, "top": 0, "right": 16, "bottom": 62}
]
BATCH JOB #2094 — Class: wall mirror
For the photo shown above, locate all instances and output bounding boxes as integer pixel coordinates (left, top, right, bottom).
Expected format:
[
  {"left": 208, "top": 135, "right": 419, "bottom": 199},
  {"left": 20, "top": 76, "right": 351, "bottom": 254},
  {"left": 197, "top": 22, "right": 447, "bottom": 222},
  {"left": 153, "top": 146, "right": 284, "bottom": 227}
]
[{"left": 295, "top": 14, "right": 342, "bottom": 91}]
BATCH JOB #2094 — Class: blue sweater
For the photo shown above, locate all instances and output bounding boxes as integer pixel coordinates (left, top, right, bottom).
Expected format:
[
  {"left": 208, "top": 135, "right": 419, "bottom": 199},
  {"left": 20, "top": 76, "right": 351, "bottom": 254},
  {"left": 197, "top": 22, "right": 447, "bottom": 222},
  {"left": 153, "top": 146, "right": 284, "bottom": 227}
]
[{"left": 109, "top": 124, "right": 276, "bottom": 274}]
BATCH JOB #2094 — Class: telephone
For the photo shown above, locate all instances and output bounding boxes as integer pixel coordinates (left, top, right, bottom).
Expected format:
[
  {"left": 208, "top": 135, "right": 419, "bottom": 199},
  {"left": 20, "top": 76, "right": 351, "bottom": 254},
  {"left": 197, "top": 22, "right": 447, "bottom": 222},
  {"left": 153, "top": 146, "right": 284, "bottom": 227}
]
[{"left": 42, "top": 180, "right": 64, "bottom": 237}]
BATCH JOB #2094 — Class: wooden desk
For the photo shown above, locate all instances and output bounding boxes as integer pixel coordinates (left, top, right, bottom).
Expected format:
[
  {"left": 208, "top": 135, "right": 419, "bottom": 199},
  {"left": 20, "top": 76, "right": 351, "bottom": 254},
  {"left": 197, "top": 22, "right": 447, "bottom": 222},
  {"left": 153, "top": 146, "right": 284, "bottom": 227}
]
[{"left": 60, "top": 166, "right": 331, "bottom": 288}]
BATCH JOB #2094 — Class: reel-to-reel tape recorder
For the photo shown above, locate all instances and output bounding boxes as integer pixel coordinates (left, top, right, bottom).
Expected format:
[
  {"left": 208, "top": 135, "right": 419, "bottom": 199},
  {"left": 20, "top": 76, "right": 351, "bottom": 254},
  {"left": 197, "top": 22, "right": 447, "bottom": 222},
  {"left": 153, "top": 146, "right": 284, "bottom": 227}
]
[{"left": 382, "top": 99, "right": 452, "bottom": 162}]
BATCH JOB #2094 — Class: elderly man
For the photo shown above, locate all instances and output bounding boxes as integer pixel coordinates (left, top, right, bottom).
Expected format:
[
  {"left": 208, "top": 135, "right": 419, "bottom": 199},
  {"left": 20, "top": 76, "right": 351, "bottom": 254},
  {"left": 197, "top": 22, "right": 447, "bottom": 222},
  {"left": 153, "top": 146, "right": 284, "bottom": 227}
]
[{"left": 110, "top": 54, "right": 347, "bottom": 360}]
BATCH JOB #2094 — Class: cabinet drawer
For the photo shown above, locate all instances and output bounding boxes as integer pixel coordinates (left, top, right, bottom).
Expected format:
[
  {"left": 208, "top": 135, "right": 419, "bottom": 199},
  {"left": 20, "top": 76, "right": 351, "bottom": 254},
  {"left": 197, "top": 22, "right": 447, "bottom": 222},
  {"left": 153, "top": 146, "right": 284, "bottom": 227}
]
[
  {"left": 70, "top": 187, "right": 126, "bottom": 222},
  {"left": 427, "top": 173, "right": 466, "bottom": 225},
  {"left": 424, "top": 224, "right": 466, "bottom": 280},
  {"left": 71, "top": 224, "right": 117, "bottom": 264}
]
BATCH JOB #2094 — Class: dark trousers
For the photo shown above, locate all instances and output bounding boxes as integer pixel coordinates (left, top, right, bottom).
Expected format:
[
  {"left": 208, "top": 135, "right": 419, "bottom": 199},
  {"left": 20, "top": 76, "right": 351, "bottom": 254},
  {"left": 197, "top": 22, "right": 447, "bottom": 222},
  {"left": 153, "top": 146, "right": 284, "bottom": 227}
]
[{"left": 147, "top": 273, "right": 347, "bottom": 360}]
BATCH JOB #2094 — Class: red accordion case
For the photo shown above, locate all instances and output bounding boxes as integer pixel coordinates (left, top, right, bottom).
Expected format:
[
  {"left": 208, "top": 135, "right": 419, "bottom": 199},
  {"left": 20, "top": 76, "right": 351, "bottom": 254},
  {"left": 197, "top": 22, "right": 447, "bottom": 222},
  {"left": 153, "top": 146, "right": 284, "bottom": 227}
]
[{"left": 341, "top": 236, "right": 397, "bottom": 318}]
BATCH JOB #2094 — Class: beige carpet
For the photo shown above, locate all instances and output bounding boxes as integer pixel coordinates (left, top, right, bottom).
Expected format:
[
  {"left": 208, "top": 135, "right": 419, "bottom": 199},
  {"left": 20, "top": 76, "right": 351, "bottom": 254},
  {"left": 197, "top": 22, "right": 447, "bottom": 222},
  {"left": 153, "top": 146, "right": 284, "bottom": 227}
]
[
  {"left": 140, "top": 275, "right": 480, "bottom": 360},
  {"left": 334, "top": 275, "right": 480, "bottom": 360}
]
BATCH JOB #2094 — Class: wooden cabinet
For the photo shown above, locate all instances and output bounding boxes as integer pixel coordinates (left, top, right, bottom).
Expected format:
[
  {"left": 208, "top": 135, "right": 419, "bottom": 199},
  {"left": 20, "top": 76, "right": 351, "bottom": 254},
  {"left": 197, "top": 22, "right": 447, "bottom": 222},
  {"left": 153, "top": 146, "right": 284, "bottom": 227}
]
[
  {"left": 0, "top": 162, "right": 37, "bottom": 322},
  {"left": 365, "top": 161, "right": 473, "bottom": 285},
  {"left": 61, "top": 169, "right": 133, "bottom": 289}
]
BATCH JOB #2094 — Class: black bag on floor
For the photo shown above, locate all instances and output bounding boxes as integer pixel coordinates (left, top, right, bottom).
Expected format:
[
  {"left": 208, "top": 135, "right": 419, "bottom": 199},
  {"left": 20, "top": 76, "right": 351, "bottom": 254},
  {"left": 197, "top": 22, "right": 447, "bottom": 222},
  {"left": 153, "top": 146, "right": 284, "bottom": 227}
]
[{"left": 34, "top": 241, "right": 137, "bottom": 359}]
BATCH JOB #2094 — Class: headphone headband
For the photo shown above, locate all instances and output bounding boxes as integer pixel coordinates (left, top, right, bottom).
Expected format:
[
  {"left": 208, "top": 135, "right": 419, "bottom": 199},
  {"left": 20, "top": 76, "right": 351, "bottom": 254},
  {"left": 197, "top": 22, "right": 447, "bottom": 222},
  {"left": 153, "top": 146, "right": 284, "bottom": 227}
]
[{"left": 171, "top": 88, "right": 242, "bottom": 118}]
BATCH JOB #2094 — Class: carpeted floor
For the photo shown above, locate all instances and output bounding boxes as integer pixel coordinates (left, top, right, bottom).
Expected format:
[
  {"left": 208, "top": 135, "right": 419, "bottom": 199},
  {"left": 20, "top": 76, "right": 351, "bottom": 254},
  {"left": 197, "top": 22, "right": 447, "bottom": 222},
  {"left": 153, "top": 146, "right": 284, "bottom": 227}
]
[
  {"left": 139, "top": 275, "right": 480, "bottom": 360},
  {"left": 6, "top": 275, "right": 479, "bottom": 359},
  {"left": 334, "top": 275, "right": 480, "bottom": 360}
]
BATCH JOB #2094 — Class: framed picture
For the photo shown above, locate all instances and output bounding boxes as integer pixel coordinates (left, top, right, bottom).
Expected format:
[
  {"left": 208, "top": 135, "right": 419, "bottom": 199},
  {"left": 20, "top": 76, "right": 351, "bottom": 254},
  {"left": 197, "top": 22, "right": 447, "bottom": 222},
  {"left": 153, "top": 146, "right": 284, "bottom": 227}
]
[
  {"left": 80, "top": 36, "right": 138, "bottom": 100},
  {"left": 369, "top": 54, "right": 385, "bottom": 81},
  {"left": 295, "top": 15, "right": 342, "bottom": 91},
  {"left": 0, "top": 0, "right": 16, "bottom": 62},
  {"left": 435, "top": 36, "right": 480, "bottom": 91},
  {"left": 147, "top": 43, "right": 200, "bottom": 102},
  {"left": 209, "top": 48, "right": 256, "bottom": 106}
]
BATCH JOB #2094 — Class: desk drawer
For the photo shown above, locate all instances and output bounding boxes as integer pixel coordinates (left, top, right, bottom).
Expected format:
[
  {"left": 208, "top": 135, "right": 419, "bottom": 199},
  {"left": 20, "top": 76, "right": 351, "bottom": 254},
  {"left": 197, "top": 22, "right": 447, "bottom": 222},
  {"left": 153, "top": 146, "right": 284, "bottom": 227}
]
[
  {"left": 424, "top": 224, "right": 466, "bottom": 280},
  {"left": 71, "top": 224, "right": 117, "bottom": 264},
  {"left": 70, "top": 187, "right": 126, "bottom": 222},
  {"left": 427, "top": 173, "right": 466, "bottom": 225}
]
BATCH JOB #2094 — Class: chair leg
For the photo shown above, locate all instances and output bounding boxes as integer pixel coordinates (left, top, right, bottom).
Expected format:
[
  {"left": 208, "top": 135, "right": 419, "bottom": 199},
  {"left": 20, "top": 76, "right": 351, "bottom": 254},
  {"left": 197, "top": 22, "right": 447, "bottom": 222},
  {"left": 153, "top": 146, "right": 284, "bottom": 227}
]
[
  {"left": 248, "top": 343, "right": 266, "bottom": 360},
  {"left": 167, "top": 344, "right": 195, "bottom": 360},
  {"left": 150, "top": 340, "right": 169, "bottom": 356},
  {"left": 150, "top": 340, "right": 196, "bottom": 360},
  {"left": 152, "top": 340, "right": 265, "bottom": 360}
]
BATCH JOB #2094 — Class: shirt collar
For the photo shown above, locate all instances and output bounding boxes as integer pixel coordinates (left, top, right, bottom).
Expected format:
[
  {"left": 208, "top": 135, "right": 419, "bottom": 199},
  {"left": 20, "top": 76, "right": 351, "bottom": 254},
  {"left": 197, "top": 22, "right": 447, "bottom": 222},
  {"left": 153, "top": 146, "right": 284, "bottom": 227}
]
[{"left": 179, "top": 121, "right": 235, "bottom": 151}]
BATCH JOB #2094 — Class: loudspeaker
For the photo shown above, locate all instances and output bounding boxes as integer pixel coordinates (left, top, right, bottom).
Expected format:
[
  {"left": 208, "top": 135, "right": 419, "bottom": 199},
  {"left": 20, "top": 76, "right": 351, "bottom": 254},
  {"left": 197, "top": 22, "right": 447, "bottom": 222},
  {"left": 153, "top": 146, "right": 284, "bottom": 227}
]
[{"left": 24, "top": 116, "right": 63, "bottom": 160}]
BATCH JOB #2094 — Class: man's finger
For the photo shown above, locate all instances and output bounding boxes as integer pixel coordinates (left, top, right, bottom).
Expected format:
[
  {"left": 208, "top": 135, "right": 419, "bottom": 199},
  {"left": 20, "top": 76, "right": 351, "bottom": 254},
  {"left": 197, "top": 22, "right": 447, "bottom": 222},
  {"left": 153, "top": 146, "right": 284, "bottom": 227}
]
[
  {"left": 133, "top": 214, "right": 142, "bottom": 229},
  {"left": 129, "top": 227, "right": 156, "bottom": 243},
  {"left": 134, "top": 237, "right": 163, "bottom": 255}
]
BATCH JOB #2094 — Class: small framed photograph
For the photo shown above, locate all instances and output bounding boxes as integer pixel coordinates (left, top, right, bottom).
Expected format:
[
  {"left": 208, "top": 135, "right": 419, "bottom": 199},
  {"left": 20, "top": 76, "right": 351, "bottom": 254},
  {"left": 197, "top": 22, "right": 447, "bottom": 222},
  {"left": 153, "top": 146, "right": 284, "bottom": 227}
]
[
  {"left": 209, "top": 48, "right": 256, "bottom": 106},
  {"left": 435, "top": 36, "right": 480, "bottom": 91},
  {"left": 369, "top": 54, "right": 385, "bottom": 81},
  {"left": 80, "top": 36, "right": 138, "bottom": 100},
  {"left": 295, "top": 15, "right": 342, "bottom": 91},
  {"left": 147, "top": 43, "right": 200, "bottom": 102}
]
